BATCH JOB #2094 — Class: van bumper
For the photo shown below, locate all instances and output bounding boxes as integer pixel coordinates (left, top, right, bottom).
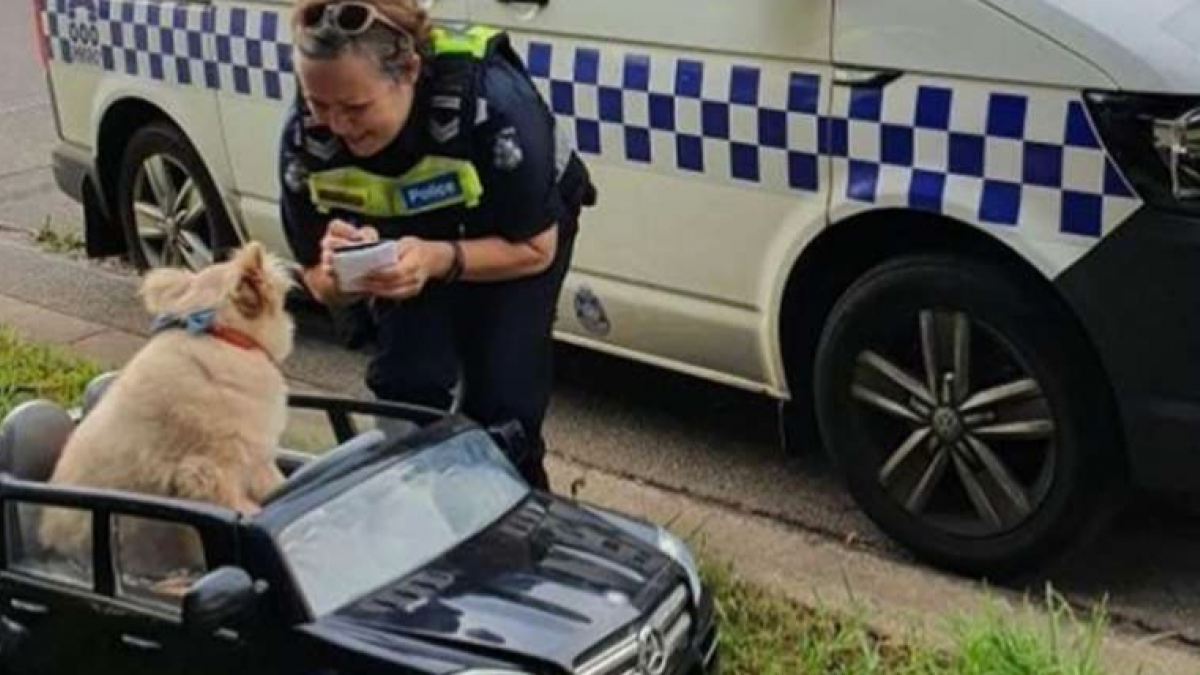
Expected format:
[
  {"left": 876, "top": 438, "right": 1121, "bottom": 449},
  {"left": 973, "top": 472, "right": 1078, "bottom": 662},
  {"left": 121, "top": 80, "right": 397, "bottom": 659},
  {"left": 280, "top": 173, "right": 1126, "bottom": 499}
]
[
  {"left": 1057, "top": 207, "right": 1200, "bottom": 492},
  {"left": 51, "top": 141, "right": 125, "bottom": 258},
  {"left": 51, "top": 141, "right": 91, "bottom": 204}
]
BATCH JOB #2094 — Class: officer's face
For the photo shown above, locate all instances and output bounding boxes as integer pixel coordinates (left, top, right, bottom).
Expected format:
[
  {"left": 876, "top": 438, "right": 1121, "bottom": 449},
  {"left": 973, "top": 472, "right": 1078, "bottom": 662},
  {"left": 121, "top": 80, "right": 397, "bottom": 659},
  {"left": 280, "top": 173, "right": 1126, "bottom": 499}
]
[{"left": 299, "top": 51, "right": 418, "bottom": 157}]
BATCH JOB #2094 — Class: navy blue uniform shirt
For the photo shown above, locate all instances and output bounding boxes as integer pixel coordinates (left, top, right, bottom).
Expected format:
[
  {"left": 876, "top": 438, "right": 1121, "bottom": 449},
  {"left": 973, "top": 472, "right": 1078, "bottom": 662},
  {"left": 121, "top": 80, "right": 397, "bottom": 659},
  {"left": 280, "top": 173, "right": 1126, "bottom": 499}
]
[{"left": 279, "top": 53, "right": 571, "bottom": 268}]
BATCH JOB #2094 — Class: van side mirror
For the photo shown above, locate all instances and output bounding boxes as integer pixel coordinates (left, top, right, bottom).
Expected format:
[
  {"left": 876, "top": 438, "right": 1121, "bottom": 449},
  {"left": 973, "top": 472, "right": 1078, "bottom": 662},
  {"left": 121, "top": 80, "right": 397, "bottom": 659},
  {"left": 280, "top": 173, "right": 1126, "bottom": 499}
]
[{"left": 181, "top": 567, "right": 258, "bottom": 635}]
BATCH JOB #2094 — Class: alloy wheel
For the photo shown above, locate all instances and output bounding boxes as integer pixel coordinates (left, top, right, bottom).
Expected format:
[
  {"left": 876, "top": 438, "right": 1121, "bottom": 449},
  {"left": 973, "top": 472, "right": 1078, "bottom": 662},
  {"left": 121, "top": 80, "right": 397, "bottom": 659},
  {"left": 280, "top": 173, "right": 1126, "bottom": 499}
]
[
  {"left": 850, "top": 309, "right": 1058, "bottom": 537},
  {"left": 130, "top": 153, "right": 214, "bottom": 270}
]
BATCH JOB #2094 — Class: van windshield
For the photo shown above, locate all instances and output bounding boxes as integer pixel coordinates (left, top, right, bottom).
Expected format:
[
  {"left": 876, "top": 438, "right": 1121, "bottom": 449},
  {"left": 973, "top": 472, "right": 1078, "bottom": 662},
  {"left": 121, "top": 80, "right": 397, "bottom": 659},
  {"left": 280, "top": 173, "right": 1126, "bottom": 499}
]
[{"left": 276, "top": 429, "right": 529, "bottom": 616}]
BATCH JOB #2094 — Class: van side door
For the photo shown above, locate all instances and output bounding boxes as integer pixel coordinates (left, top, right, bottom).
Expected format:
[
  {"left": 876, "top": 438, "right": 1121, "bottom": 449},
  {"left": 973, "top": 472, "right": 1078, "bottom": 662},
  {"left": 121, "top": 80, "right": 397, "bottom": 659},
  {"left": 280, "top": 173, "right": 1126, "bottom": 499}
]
[{"left": 467, "top": 0, "right": 835, "bottom": 389}]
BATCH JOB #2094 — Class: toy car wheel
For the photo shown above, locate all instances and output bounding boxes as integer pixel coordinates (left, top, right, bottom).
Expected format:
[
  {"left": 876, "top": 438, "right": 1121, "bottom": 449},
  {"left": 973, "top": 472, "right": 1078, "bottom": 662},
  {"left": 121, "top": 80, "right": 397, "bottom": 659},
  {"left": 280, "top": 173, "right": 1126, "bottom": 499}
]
[
  {"left": 116, "top": 121, "right": 239, "bottom": 272},
  {"left": 814, "top": 255, "right": 1124, "bottom": 577}
]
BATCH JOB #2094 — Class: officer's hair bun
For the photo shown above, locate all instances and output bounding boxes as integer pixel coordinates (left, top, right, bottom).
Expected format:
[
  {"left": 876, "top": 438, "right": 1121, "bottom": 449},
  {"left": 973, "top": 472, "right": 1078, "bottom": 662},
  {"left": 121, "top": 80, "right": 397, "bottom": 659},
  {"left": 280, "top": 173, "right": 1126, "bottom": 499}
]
[
  {"left": 298, "top": 21, "right": 350, "bottom": 56},
  {"left": 291, "top": 0, "right": 431, "bottom": 48},
  {"left": 293, "top": 0, "right": 431, "bottom": 79},
  {"left": 378, "top": 0, "right": 433, "bottom": 51}
]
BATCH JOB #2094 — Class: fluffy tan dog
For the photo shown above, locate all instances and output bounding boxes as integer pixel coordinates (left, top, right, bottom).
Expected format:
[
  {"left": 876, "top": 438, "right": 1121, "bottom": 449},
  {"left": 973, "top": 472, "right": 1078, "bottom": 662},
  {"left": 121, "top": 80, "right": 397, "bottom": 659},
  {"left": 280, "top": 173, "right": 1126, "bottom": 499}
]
[{"left": 40, "top": 242, "right": 295, "bottom": 577}]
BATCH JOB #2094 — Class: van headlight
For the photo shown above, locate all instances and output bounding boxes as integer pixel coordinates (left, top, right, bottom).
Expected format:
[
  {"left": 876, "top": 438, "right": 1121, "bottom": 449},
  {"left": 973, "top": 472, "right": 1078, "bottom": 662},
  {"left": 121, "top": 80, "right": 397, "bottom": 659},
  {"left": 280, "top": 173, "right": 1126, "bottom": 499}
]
[
  {"left": 1086, "top": 92, "right": 1200, "bottom": 213},
  {"left": 655, "top": 527, "right": 703, "bottom": 603},
  {"left": 584, "top": 506, "right": 704, "bottom": 603},
  {"left": 1154, "top": 107, "right": 1200, "bottom": 201}
]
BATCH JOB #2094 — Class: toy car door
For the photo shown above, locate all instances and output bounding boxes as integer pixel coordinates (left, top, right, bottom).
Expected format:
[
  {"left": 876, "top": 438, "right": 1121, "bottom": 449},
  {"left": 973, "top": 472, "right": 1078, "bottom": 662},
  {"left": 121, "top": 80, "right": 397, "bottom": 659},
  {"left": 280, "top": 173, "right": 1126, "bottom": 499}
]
[
  {"left": 86, "top": 510, "right": 249, "bottom": 675},
  {"left": 0, "top": 500, "right": 109, "bottom": 674}
]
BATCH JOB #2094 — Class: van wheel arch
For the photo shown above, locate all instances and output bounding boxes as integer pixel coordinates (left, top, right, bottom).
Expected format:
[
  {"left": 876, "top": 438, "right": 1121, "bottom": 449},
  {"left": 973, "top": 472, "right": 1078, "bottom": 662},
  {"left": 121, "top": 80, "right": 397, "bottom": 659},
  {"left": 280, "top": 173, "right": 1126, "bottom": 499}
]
[
  {"left": 777, "top": 209, "right": 1130, "bottom": 574},
  {"left": 94, "top": 100, "right": 239, "bottom": 269},
  {"left": 93, "top": 100, "right": 173, "bottom": 255},
  {"left": 776, "top": 209, "right": 1121, "bottom": 465}
]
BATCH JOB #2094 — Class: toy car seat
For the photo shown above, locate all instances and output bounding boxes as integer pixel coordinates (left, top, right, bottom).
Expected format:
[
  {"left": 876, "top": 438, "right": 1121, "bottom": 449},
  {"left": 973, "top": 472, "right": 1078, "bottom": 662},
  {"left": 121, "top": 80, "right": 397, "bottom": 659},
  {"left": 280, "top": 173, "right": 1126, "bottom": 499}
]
[
  {"left": 81, "top": 371, "right": 120, "bottom": 417},
  {"left": 267, "top": 429, "right": 387, "bottom": 505},
  {"left": 0, "top": 400, "right": 75, "bottom": 567},
  {"left": 0, "top": 400, "right": 73, "bottom": 482}
]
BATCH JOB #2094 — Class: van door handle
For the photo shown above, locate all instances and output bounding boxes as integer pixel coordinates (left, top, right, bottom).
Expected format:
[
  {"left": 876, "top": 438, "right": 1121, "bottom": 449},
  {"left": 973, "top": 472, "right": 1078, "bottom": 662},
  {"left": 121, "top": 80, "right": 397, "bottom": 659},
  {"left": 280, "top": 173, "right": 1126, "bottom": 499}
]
[
  {"left": 9, "top": 599, "right": 49, "bottom": 616},
  {"left": 832, "top": 68, "right": 903, "bottom": 89},
  {"left": 120, "top": 634, "right": 162, "bottom": 652}
]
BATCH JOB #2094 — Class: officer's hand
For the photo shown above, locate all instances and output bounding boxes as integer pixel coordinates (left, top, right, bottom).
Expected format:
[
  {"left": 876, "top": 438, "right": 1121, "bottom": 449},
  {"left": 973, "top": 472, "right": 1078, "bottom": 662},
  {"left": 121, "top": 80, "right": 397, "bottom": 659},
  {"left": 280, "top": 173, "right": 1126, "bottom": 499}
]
[
  {"left": 317, "top": 220, "right": 379, "bottom": 289},
  {"left": 304, "top": 220, "right": 380, "bottom": 304},
  {"left": 362, "top": 237, "right": 451, "bottom": 300}
]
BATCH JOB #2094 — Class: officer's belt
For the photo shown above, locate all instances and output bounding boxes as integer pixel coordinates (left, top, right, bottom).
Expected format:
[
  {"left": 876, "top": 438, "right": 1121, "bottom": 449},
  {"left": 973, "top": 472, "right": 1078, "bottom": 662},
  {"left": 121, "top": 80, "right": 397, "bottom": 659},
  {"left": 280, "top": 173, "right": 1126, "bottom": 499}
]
[{"left": 307, "top": 156, "right": 483, "bottom": 217}]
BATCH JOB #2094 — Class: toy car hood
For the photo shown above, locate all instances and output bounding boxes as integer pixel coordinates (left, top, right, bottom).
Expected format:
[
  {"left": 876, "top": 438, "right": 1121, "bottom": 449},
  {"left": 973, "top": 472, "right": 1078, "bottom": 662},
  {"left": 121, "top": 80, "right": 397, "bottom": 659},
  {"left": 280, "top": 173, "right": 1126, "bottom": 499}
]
[{"left": 303, "top": 493, "right": 681, "bottom": 670}]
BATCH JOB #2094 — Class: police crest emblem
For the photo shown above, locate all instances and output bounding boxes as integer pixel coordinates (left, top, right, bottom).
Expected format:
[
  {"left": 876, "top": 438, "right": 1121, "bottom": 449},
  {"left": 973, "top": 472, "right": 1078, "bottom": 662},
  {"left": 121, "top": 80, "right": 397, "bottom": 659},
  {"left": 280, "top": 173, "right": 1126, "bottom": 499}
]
[
  {"left": 492, "top": 127, "right": 524, "bottom": 171},
  {"left": 283, "top": 157, "right": 309, "bottom": 194}
]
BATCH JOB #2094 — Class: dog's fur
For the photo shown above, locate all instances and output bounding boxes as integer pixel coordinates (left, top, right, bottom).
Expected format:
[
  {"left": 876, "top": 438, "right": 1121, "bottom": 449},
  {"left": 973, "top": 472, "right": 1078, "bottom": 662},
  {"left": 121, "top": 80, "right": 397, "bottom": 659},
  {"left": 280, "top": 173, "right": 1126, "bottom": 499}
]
[{"left": 39, "top": 243, "right": 295, "bottom": 576}]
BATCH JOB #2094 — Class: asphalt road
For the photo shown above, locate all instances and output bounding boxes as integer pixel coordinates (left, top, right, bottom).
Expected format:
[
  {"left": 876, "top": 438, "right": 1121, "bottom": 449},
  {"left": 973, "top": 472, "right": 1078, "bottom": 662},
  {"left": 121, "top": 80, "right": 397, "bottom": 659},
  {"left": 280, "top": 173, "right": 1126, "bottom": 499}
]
[{"left": 2, "top": 0, "right": 1198, "bottom": 653}]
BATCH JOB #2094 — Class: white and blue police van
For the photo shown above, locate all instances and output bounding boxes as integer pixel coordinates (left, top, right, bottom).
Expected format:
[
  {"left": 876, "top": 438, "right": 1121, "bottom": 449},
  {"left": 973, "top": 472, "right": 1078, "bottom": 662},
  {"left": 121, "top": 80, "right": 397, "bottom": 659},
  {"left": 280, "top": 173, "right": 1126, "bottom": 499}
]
[{"left": 33, "top": 0, "right": 1200, "bottom": 577}]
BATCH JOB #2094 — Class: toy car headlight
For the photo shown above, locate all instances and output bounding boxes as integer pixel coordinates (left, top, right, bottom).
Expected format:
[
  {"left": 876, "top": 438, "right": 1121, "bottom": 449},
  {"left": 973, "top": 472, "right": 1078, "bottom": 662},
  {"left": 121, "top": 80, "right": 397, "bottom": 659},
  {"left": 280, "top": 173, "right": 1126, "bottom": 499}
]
[
  {"left": 656, "top": 526, "right": 704, "bottom": 603},
  {"left": 584, "top": 506, "right": 704, "bottom": 603}
]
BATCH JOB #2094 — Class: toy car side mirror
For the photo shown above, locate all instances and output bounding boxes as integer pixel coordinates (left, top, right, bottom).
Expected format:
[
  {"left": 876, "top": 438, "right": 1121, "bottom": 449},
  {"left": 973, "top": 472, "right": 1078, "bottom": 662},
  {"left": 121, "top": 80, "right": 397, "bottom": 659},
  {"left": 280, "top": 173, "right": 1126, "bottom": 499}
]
[{"left": 182, "top": 567, "right": 259, "bottom": 635}]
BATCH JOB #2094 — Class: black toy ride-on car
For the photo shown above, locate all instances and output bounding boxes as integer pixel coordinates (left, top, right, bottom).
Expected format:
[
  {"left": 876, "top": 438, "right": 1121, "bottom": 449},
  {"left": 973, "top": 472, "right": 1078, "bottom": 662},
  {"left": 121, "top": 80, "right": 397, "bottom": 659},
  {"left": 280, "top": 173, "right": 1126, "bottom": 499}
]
[{"left": 0, "top": 378, "right": 719, "bottom": 675}]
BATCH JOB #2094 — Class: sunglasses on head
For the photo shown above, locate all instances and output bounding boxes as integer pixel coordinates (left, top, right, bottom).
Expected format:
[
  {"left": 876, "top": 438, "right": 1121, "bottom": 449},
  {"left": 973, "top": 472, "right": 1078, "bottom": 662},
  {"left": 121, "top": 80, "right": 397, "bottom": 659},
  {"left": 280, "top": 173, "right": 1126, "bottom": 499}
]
[{"left": 300, "top": 1, "right": 409, "bottom": 40}]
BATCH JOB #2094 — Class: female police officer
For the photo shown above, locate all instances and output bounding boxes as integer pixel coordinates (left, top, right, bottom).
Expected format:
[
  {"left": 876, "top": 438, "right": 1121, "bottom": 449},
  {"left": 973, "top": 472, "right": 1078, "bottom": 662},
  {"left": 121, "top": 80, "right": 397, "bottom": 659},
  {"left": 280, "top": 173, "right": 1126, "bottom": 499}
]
[{"left": 280, "top": 0, "right": 594, "bottom": 489}]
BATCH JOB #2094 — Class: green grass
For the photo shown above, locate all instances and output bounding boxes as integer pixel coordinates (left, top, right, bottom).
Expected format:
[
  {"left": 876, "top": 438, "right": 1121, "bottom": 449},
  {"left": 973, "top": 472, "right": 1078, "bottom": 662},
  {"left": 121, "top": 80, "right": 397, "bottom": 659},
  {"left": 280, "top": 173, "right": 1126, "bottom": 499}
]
[
  {"left": 0, "top": 328, "right": 102, "bottom": 415},
  {"left": 0, "top": 330, "right": 1111, "bottom": 674},
  {"left": 949, "top": 589, "right": 1107, "bottom": 675},
  {"left": 33, "top": 219, "right": 86, "bottom": 256},
  {"left": 704, "top": 561, "right": 1108, "bottom": 675},
  {"left": 704, "top": 562, "right": 944, "bottom": 675}
]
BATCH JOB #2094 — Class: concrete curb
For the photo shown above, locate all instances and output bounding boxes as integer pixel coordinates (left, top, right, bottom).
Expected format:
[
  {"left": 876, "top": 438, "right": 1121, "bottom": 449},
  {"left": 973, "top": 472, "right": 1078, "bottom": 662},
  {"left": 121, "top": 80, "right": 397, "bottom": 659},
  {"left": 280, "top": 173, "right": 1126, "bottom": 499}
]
[
  {"left": 550, "top": 456, "right": 1198, "bottom": 674},
  {"left": 2, "top": 291, "right": 1197, "bottom": 674}
]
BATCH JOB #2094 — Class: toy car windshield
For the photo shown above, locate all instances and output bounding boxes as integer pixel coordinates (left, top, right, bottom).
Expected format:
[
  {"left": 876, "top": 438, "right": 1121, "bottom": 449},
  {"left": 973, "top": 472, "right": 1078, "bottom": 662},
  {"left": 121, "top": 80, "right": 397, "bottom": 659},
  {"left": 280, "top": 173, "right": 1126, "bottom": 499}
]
[{"left": 259, "top": 425, "right": 529, "bottom": 616}]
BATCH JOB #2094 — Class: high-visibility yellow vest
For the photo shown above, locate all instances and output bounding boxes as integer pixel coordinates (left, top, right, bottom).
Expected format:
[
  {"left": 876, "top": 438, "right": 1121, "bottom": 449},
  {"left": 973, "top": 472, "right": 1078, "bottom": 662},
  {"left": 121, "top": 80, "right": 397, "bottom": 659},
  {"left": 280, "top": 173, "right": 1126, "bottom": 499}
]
[{"left": 305, "top": 25, "right": 505, "bottom": 217}]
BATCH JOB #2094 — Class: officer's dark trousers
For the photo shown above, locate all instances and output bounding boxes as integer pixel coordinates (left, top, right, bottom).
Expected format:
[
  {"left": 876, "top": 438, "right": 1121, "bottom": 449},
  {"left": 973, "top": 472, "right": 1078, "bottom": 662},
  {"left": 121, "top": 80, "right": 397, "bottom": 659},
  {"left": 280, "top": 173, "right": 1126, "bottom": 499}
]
[{"left": 365, "top": 222, "right": 577, "bottom": 490}]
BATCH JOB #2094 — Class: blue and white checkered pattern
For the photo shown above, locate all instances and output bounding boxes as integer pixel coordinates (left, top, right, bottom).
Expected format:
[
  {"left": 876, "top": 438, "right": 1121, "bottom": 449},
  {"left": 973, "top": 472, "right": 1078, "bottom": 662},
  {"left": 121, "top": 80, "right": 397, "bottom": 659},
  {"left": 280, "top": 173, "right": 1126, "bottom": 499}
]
[
  {"left": 516, "top": 36, "right": 1139, "bottom": 241},
  {"left": 212, "top": 7, "right": 291, "bottom": 100},
  {"left": 516, "top": 35, "right": 824, "bottom": 197},
  {"left": 827, "top": 79, "right": 1140, "bottom": 240},
  {"left": 43, "top": 0, "right": 292, "bottom": 98},
  {"left": 41, "top": 2, "right": 1142, "bottom": 243},
  {"left": 46, "top": 0, "right": 214, "bottom": 88}
]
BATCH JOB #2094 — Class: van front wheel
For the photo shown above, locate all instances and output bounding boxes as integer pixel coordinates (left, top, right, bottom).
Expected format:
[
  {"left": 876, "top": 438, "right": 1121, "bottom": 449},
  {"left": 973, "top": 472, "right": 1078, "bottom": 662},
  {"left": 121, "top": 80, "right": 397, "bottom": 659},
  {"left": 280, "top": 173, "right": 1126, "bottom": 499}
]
[
  {"left": 814, "top": 256, "right": 1123, "bottom": 578},
  {"left": 116, "top": 122, "right": 238, "bottom": 272}
]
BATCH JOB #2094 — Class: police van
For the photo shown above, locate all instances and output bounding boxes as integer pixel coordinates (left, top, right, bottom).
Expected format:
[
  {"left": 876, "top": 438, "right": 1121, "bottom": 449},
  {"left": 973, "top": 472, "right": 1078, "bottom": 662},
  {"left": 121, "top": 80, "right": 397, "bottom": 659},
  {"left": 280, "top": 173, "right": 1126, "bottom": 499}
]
[{"left": 35, "top": 0, "right": 1200, "bottom": 577}]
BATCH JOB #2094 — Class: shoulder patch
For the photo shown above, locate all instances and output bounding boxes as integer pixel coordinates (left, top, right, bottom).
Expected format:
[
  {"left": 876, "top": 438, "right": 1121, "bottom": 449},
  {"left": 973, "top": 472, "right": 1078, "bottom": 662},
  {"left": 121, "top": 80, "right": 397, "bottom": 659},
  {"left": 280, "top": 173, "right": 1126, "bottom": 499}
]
[
  {"left": 430, "top": 117, "right": 461, "bottom": 144},
  {"left": 303, "top": 133, "right": 343, "bottom": 162}
]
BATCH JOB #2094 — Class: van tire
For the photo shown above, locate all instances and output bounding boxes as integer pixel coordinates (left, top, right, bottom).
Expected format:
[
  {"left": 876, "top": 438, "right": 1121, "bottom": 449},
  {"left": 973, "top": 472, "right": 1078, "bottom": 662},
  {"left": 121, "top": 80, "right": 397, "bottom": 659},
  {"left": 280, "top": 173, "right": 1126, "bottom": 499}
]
[
  {"left": 115, "top": 122, "right": 239, "bottom": 272},
  {"left": 813, "top": 255, "right": 1123, "bottom": 578}
]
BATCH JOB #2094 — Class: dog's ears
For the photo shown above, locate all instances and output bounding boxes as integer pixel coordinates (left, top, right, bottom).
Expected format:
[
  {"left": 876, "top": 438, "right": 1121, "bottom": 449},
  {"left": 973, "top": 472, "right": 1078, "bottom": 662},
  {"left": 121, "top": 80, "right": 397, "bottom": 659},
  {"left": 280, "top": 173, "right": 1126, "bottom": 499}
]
[
  {"left": 233, "top": 241, "right": 266, "bottom": 273},
  {"left": 140, "top": 268, "right": 194, "bottom": 313},
  {"left": 231, "top": 243, "right": 267, "bottom": 319}
]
